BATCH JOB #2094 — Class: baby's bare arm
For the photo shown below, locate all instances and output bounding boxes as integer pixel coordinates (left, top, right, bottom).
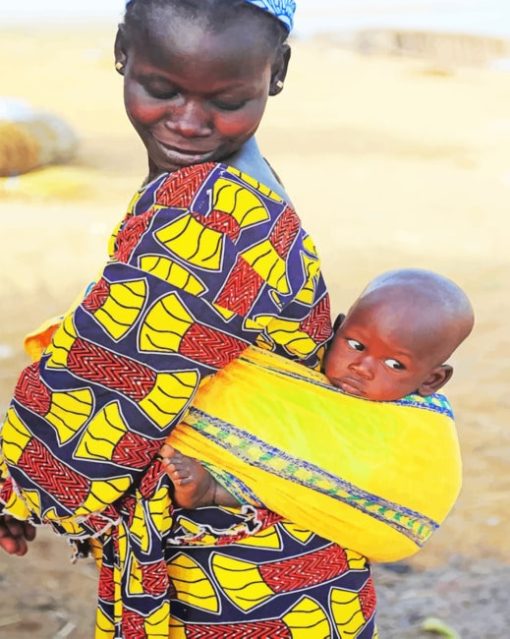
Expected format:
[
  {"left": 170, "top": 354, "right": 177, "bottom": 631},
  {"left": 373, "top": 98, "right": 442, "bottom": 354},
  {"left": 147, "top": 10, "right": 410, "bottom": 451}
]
[{"left": 159, "top": 445, "right": 240, "bottom": 509}]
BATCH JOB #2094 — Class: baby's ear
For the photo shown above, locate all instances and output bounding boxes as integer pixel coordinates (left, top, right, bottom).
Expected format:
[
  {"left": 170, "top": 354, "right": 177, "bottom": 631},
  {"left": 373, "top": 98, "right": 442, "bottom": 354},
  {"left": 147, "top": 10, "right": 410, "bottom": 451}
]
[
  {"left": 418, "top": 365, "right": 453, "bottom": 396},
  {"left": 333, "top": 313, "right": 346, "bottom": 333}
]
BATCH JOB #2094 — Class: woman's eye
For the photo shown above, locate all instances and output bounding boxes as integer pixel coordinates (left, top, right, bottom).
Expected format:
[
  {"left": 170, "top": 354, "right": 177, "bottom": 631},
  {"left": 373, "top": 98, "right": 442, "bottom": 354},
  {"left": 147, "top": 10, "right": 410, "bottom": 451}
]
[
  {"left": 347, "top": 339, "right": 364, "bottom": 351},
  {"left": 143, "top": 83, "right": 178, "bottom": 100},
  {"left": 212, "top": 99, "right": 247, "bottom": 111},
  {"left": 385, "top": 359, "right": 406, "bottom": 370}
]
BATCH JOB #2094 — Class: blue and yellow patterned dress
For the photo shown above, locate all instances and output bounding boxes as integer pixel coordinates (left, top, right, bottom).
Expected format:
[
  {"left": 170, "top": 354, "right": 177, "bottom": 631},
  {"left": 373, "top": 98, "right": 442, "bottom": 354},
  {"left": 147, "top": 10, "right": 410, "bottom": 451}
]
[{"left": 1, "top": 163, "right": 377, "bottom": 638}]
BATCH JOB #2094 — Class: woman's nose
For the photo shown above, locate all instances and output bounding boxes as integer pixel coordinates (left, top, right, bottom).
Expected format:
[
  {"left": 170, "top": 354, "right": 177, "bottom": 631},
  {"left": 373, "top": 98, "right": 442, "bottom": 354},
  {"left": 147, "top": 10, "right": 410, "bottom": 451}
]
[
  {"left": 349, "top": 355, "right": 376, "bottom": 380},
  {"left": 165, "top": 100, "right": 212, "bottom": 138}
]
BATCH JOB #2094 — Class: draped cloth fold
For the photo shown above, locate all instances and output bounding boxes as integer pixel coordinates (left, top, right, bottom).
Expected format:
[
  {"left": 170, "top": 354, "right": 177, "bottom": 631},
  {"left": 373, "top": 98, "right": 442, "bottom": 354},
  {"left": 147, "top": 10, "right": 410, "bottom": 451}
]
[{"left": 170, "top": 346, "right": 462, "bottom": 563}]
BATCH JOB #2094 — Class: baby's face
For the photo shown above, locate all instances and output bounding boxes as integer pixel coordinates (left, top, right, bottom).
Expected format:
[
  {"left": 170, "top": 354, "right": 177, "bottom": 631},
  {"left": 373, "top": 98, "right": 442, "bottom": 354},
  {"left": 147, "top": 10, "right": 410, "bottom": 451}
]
[{"left": 324, "top": 298, "right": 443, "bottom": 401}]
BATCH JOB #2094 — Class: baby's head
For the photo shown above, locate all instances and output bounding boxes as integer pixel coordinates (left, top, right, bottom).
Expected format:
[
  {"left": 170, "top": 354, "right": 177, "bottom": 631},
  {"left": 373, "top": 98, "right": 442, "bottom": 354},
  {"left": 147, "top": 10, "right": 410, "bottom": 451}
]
[
  {"left": 115, "top": 0, "right": 292, "bottom": 174},
  {"left": 325, "top": 269, "right": 474, "bottom": 401}
]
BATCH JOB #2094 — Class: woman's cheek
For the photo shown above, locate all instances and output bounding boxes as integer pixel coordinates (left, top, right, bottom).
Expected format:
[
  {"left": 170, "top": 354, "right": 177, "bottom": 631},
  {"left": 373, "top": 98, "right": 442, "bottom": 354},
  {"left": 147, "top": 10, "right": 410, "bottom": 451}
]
[
  {"left": 216, "top": 103, "right": 267, "bottom": 138},
  {"left": 125, "top": 90, "right": 167, "bottom": 126}
]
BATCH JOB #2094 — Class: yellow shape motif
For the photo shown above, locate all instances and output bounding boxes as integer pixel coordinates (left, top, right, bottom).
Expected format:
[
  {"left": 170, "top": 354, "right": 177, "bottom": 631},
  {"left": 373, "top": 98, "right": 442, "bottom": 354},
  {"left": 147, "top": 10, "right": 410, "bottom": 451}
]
[
  {"left": 3, "top": 488, "right": 32, "bottom": 520},
  {"left": 45, "top": 314, "right": 78, "bottom": 368},
  {"left": 213, "top": 303, "right": 236, "bottom": 321},
  {"left": 93, "top": 280, "right": 147, "bottom": 341},
  {"left": 138, "top": 371, "right": 198, "bottom": 429},
  {"left": 156, "top": 214, "right": 225, "bottom": 270},
  {"left": 258, "top": 316, "right": 317, "bottom": 358},
  {"left": 168, "top": 618, "right": 187, "bottom": 639},
  {"left": 147, "top": 486, "right": 173, "bottom": 538},
  {"left": 346, "top": 549, "right": 368, "bottom": 571},
  {"left": 139, "top": 293, "right": 194, "bottom": 353},
  {"left": 127, "top": 555, "right": 145, "bottom": 596},
  {"left": 234, "top": 524, "right": 282, "bottom": 550},
  {"left": 2, "top": 408, "right": 32, "bottom": 464},
  {"left": 167, "top": 553, "right": 220, "bottom": 613},
  {"left": 226, "top": 167, "right": 283, "bottom": 202},
  {"left": 140, "top": 255, "right": 206, "bottom": 296},
  {"left": 211, "top": 553, "right": 274, "bottom": 612},
  {"left": 212, "top": 176, "right": 271, "bottom": 227},
  {"left": 46, "top": 389, "right": 93, "bottom": 444},
  {"left": 242, "top": 241, "right": 290, "bottom": 295},
  {"left": 95, "top": 606, "right": 116, "bottom": 639},
  {"left": 75, "top": 402, "right": 127, "bottom": 462},
  {"left": 302, "top": 233, "right": 318, "bottom": 257},
  {"left": 144, "top": 602, "right": 171, "bottom": 638},
  {"left": 75, "top": 476, "right": 131, "bottom": 517},
  {"left": 295, "top": 253, "right": 321, "bottom": 306},
  {"left": 281, "top": 522, "right": 314, "bottom": 545},
  {"left": 44, "top": 509, "right": 88, "bottom": 535},
  {"left": 283, "top": 597, "right": 330, "bottom": 639},
  {"left": 330, "top": 588, "right": 367, "bottom": 639},
  {"left": 128, "top": 493, "right": 151, "bottom": 554},
  {"left": 173, "top": 516, "right": 218, "bottom": 545}
]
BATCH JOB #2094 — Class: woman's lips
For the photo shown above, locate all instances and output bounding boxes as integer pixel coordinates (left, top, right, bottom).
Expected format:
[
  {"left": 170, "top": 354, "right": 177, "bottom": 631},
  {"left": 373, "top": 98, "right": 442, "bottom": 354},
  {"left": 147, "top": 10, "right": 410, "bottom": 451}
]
[{"left": 153, "top": 136, "right": 215, "bottom": 163}]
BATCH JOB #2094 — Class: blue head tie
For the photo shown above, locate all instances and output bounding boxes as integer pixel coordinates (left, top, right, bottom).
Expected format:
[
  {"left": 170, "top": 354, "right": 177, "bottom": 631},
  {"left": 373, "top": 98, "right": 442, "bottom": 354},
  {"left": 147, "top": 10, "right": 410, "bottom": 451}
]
[
  {"left": 125, "top": 1, "right": 296, "bottom": 33},
  {"left": 244, "top": 0, "right": 296, "bottom": 32}
]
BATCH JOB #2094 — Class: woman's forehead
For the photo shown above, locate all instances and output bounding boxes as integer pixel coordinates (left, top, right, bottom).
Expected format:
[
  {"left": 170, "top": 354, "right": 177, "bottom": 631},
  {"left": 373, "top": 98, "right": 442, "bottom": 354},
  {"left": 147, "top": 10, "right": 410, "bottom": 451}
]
[{"left": 131, "top": 14, "right": 273, "bottom": 80}]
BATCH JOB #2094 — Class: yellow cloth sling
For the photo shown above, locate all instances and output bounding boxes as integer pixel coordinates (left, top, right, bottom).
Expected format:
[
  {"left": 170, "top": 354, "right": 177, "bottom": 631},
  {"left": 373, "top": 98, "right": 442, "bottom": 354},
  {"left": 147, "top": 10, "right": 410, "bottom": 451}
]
[
  {"left": 21, "top": 324, "right": 461, "bottom": 563},
  {"left": 169, "top": 346, "right": 462, "bottom": 563}
]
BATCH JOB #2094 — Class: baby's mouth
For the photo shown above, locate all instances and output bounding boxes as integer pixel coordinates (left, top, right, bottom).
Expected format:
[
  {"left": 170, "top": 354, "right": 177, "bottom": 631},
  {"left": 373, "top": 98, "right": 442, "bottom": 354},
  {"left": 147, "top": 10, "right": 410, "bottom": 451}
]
[{"left": 334, "top": 377, "right": 366, "bottom": 397}]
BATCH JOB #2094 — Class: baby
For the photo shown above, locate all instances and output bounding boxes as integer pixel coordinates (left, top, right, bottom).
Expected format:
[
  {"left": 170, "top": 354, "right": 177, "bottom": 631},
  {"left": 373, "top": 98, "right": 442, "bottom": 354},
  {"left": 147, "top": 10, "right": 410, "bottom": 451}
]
[{"left": 160, "top": 268, "right": 474, "bottom": 509}]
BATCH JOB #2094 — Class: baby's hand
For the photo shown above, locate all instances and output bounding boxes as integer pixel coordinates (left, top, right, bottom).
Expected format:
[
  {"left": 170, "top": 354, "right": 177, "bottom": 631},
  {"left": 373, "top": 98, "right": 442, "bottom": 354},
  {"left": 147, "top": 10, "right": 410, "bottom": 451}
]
[{"left": 159, "top": 444, "right": 215, "bottom": 509}]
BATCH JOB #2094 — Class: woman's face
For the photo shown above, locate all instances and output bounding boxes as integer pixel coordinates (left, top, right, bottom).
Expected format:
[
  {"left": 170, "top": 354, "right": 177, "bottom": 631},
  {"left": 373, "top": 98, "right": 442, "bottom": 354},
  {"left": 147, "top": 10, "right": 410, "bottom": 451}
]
[{"left": 118, "top": 13, "right": 280, "bottom": 174}]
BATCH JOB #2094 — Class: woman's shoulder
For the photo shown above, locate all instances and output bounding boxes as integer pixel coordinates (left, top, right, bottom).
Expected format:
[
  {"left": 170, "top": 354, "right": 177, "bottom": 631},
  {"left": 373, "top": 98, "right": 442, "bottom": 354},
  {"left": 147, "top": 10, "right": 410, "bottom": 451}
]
[{"left": 130, "top": 162, "right": 296, "bottom": 228}]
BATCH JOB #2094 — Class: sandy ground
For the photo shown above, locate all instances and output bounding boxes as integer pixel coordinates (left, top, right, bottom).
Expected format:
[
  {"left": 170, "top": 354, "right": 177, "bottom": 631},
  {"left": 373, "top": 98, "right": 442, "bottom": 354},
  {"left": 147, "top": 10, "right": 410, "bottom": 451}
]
[{"left": 1, "top": 25, "right": 509, "bottom": 637}]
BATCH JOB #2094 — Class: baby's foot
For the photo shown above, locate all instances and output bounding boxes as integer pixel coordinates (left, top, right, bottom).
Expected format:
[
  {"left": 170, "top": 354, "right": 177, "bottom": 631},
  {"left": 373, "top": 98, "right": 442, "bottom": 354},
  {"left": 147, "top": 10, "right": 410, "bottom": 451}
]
[{"left": 159, "top": 444, "right": 215, "bottom": 509}]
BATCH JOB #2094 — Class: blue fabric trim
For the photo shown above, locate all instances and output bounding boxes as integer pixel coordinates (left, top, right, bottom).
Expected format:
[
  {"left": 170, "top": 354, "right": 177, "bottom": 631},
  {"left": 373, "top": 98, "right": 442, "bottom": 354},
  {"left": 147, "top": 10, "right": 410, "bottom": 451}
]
[{"left": 187, "top": 407, "right": 439, "bottom": 547}]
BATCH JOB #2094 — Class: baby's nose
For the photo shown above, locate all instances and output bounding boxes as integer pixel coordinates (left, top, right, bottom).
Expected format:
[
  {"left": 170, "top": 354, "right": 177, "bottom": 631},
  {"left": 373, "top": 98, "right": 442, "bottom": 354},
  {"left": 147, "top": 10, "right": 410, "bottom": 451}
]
[{"left": 350, "top": 356, "right": 376, "bottom": 380}]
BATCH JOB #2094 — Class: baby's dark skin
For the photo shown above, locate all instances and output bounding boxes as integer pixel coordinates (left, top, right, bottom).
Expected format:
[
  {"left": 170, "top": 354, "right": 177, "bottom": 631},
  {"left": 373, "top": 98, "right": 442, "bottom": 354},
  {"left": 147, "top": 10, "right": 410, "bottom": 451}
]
[{"left": 160, "top": 269, "right": 475, "bottom": 509}]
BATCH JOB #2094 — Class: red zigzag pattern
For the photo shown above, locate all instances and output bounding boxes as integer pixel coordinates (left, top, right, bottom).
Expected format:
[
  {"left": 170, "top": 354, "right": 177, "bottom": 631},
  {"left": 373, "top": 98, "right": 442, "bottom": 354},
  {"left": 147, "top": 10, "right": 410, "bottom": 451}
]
[
  {"left": 14, "top": 362, "right": 51, "bottom": 416},
  {"left": 141, "top": 560, "right": 169, "bottom": 597},
  {"left": 359, "top": 577, "right": 377, "bottom": 620},
  {"left": 260, "top": 544, "right": 349, "bottom": 593},
  {"left": 18, "top": 439, "right": 90, "bottom": 509},
  {"left": 215, "top": 257, "right": 265, "bottom": 317},
  {"left": 83, "top": 278, "right": 111, "bottom": 313},
  {"left": 112, "top": 432, "right": 160, "bottom": 470},
  {"left": 184, "top": 620, "right": 291, "bottom": 639},
  {"left": 156, "top": 163, "right": 215, "bottom": 209},
  {"left": 193, "top": 210, "right": 241, "bottom": 243},
  {"left": 270, "top": 206, "right": 301, "bottom": 259},
  {"left": 67, "top": 339, "right": 156, "bottom": 402},
  {"left": 180, "top": 324, "right": 248, "bottom": 369},
  {"left": 300, "top": 296, "right": 332, "bottom": 344},
  {"left": 115, "top": 211, "right": 153, "bottom": 264}
]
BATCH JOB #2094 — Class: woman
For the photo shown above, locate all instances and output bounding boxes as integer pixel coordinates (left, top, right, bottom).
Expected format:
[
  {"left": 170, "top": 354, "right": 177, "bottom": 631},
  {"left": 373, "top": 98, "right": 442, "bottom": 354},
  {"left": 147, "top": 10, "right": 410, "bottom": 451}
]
[{"left": 0, "top": 2, "right": 377, "bottom": 637}]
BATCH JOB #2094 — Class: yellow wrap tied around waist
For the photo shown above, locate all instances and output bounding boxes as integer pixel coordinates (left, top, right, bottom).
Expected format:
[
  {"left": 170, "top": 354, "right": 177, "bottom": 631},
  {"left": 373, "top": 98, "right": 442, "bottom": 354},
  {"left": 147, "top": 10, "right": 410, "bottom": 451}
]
[{"left": 169, "top": 347, "right": 462, "bottom": 563}]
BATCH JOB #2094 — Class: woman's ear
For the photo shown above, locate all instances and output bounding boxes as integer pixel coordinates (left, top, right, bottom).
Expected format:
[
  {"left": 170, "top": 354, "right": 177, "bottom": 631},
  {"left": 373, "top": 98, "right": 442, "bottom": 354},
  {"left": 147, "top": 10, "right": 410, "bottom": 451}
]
[
  {"left": 114, "top": 26, "right": 128, "bottom": 75},
  {"left": 269, "top": 44, "right": 291, "bottom": 96},
  {"left": 418, "top": 365, "right": 453, "bottom": 396}
]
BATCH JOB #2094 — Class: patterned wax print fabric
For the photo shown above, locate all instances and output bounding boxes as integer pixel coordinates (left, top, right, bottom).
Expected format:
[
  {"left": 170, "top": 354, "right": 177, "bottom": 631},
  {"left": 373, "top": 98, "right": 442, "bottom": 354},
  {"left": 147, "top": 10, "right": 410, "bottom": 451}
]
[{"left": 0, "top": 162, "right": 377, "bottom": 638}]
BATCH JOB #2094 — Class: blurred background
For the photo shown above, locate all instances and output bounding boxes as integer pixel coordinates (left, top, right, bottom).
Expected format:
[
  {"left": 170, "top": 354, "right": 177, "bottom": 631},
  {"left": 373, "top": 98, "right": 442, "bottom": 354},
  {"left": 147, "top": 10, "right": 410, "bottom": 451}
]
[{"left": 1, "top": 2, "right": 509, "bottom": 637}]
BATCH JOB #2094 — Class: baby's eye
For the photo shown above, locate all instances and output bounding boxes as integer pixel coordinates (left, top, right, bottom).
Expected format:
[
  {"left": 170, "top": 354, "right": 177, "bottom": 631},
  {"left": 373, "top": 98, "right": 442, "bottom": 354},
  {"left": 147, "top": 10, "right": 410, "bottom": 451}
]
[
  {"left": 347, "top": 339, "right": 364, "bottom": 351},
  {"left": 385, "top": 359, "right": 406, "bottom": 370}
]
